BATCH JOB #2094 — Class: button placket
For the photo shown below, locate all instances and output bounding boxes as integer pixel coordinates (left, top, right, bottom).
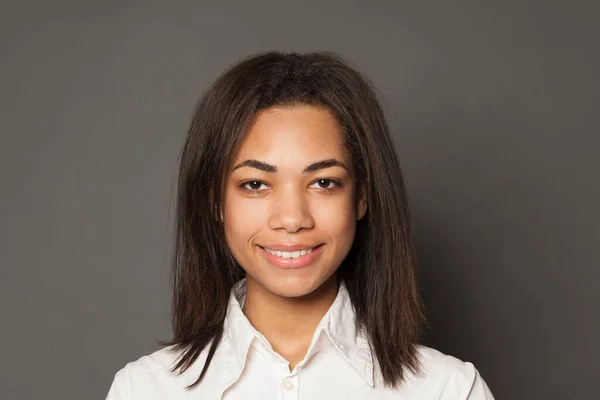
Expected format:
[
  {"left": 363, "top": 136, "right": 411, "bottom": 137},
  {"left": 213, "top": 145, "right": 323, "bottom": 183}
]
[{"left": 280, "top": 374, "right": 299, "bottom": 399}]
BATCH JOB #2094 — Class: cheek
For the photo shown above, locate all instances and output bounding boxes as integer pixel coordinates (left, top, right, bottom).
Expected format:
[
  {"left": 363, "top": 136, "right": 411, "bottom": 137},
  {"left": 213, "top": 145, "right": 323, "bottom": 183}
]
[
  {"left": 315, "top": 194, "right": 357, "bottom": 245},
  {"left": 223, "top": 193, "right": 266, "bottom": 248}
]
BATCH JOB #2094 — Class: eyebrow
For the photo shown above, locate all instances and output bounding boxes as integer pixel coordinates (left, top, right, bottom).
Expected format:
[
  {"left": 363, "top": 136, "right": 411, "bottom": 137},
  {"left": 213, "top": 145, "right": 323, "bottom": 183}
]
[{"left": 232, "top": 158, "right": 348, "bottom": 174}]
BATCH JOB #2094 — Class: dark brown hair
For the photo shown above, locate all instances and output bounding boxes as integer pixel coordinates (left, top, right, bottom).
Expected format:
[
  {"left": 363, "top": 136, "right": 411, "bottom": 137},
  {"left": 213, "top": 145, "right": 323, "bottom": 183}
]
[{"left": 160, "top": 51, "right": 425, "bottom": 389}]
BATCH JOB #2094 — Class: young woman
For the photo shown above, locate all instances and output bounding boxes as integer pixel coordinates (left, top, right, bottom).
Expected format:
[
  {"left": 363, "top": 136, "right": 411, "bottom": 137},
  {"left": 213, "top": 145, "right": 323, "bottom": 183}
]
[{"left": 106, "top": 51, "right": 494, "bottom": 399}]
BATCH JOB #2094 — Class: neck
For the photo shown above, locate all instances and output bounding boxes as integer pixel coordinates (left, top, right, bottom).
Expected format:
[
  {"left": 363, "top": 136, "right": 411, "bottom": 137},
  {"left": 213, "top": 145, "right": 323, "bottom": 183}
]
[{"left": 242, "top": 274, "right": 339, "bottom": 369}]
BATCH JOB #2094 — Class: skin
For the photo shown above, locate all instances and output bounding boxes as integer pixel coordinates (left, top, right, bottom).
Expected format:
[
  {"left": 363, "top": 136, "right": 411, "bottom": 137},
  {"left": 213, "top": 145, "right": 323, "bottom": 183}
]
[{"left": 222, "top": 105, "right": 367, "bottom": 371}]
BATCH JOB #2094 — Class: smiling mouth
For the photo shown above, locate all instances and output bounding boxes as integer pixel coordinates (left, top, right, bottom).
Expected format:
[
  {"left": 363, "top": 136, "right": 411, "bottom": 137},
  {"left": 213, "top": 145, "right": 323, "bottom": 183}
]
[{"left": 258, "top": 244, "right": 323, "bottom": 259}]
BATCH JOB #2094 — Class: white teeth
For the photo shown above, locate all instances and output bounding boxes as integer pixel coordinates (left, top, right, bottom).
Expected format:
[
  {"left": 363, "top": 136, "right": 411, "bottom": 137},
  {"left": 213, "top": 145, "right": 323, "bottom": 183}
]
[{"left": 263, "top": 246, "right": 315, "bottom": 259}]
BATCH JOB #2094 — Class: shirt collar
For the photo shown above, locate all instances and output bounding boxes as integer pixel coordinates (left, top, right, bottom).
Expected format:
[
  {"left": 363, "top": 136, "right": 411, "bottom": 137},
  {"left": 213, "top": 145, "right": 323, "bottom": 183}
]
[{"left": 218, "top": 278, "right": 374, "bottom": 395}]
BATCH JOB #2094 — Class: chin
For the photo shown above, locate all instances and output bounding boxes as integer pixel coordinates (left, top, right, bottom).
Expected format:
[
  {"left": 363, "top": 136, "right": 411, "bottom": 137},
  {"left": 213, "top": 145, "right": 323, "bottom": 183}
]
[
  {"left": 259, "top": 271, "right": 336, "bottom": 299},
  {"left": 268, "top": 278, "right": 318, "bottom": 298}
]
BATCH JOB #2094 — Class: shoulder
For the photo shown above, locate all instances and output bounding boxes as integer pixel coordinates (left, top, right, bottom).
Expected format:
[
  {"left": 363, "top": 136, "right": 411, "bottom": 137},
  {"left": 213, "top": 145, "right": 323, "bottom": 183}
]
[
  {"left": 106, "top": 345, "right": 208, "bottom": 400},
  {"left": 119, "top": 345, "right": 181, "bottom": 377},
  {"left": 395, "top": 346, "right": 494, "bottom": 399},
  {"left": 417, "top": 345, "right": 472, "bottom": 373}
]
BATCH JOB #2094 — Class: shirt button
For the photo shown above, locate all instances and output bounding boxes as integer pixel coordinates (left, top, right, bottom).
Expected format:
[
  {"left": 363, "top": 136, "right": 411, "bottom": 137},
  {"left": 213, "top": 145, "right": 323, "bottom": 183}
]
[{"left": 282, "top": 380, "right": 295, "bottom": 391}]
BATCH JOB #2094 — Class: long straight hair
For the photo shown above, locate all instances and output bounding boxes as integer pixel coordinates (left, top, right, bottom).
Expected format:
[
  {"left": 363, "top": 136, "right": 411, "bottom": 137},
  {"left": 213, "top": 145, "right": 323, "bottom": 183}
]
[{"left": 160, "top": 51, "right": 425, "bottom": 389}]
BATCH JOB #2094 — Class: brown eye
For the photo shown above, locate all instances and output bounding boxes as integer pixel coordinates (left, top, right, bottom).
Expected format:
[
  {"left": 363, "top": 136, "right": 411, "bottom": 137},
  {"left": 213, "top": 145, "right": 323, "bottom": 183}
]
[
  {"left": 247, "top": 181, "right": 262, "bottom": 190},
  {"left": 310, "top": 178, "right": 342, "bottom": 191},
  {"left": 318, "top": 179, "right": 332, "bottom": 189},
  {"left": 240, "top": 180, "right": 268, "bottom": 192}
]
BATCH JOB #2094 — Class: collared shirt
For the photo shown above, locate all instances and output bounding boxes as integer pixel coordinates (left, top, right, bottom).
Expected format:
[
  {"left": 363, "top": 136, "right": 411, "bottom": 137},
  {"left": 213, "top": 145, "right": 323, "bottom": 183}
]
[{"left": 106, "top": 278, "right": 494, "bottom": 399}]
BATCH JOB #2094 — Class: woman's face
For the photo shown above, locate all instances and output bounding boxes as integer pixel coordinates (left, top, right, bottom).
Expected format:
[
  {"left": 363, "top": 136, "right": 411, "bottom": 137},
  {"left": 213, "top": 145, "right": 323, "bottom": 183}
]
[{"left": 222, "top": 105, "right": 366, "bottom": 299}]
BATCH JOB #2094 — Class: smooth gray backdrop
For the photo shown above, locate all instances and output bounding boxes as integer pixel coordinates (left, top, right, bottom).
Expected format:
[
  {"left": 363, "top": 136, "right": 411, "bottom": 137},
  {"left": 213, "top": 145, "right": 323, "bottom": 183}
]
[{"left": 1, "top": 1, "right": 598, "bottom": 399}]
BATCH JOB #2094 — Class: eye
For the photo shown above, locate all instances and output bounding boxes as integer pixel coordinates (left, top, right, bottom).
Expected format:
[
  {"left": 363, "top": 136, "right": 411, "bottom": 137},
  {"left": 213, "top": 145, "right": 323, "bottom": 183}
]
[
  {"left": 240, "top": 180, "right": 269, "bottom": 192},
  {"left": 310, "top": 178, "right": 342, "bottom": 191}
]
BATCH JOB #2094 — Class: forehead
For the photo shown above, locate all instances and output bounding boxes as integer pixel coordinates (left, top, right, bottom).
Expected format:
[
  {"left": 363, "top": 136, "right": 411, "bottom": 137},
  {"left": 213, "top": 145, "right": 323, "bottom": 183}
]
[{"left": 232, "top": 105, "right": 350, "bottom": 168}]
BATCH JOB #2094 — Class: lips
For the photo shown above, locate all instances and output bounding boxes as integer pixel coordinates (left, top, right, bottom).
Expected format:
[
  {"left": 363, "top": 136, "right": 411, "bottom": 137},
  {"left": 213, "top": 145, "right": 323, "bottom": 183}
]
[
  {"left": 263, "top": 247, "right": 312, "bottom": 258},
  {"left": 259, "top": 243, "right": 323, "bottom": 252},
  {"left": 257, "top": 244, "right": 324, "bottom": 269},
  {"left": 260, "top": 244, "right": 322, "bottom": 258}
]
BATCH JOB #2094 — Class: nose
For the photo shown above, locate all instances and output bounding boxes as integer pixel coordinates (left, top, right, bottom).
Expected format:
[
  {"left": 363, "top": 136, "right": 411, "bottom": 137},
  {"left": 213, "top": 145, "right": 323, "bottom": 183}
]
[{"left": 268, "top": 186, "right": 314, "bottom": 233}]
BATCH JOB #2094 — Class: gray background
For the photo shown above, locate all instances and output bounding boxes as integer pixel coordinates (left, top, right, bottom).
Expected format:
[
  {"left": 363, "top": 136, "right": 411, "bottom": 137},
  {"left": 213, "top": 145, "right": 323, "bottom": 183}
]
[{"left": 1, "top": 0, "right": 598, "bottom": 399}]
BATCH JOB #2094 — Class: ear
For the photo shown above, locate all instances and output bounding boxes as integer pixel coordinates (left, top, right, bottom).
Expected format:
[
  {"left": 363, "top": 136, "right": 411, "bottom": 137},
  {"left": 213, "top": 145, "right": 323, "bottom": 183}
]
[{"left": 356, "top": 185, "right": 367, "bottom": 221}]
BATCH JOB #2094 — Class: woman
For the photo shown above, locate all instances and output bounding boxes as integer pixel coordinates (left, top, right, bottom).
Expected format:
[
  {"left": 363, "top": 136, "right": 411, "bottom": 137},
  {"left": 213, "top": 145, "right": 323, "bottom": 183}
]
[{"left": 106, "top": 51, "right": 494, "bottom": 399}]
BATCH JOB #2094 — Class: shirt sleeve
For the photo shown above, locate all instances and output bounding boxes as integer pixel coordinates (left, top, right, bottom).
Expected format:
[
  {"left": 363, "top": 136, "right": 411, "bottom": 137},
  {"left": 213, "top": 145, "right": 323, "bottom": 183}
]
[
  {"left": 105, "top": 368, "right": 129, "bottom": 400},
  {"left": 464, "top": 362, "right": 494, "bottom": 400}
]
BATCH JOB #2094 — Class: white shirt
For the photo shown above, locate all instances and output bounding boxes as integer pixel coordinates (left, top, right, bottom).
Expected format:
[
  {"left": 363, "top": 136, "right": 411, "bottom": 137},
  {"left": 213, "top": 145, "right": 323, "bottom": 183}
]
[{"left": 106, "top": 279, "right": 494, "bottom": 399}]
